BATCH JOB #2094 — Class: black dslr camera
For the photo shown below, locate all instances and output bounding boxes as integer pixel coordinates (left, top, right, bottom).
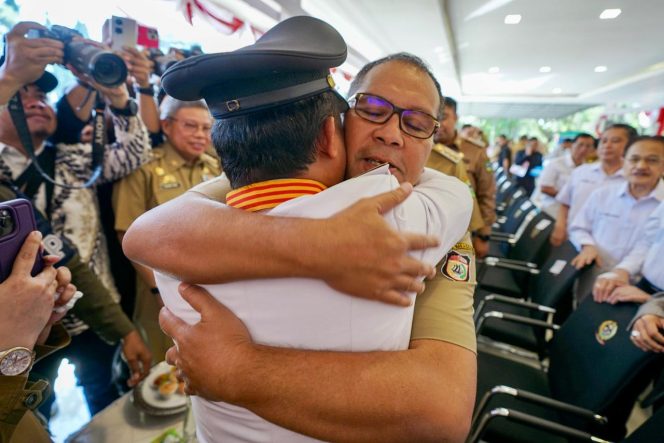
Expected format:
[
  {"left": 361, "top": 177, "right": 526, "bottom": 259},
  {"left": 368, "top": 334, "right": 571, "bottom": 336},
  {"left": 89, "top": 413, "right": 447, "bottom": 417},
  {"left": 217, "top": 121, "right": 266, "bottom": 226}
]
[{"left": 28, "top": 25, "right": 127, "bottom": 87}]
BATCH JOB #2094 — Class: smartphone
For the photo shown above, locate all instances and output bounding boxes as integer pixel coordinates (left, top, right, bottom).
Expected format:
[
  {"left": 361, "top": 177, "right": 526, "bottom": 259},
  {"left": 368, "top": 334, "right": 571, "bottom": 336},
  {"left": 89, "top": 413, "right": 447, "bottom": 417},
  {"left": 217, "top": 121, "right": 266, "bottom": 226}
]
[
  {"left": 0, "top": 199, "right": 43, "bottom": 282},
  {"left": 137, "top": 24, "right": 159, "bottom": 49},
  {"left": 102, "top": 16, "right": 138, "bottom": 51}
]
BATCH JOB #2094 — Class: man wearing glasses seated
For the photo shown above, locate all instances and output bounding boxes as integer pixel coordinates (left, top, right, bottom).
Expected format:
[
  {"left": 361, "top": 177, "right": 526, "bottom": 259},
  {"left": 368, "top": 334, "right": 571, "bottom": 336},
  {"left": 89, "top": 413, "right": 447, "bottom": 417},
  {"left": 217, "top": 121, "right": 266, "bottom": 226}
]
[{"left": 113, "top": 96, "right": 220, "bottom": 359}]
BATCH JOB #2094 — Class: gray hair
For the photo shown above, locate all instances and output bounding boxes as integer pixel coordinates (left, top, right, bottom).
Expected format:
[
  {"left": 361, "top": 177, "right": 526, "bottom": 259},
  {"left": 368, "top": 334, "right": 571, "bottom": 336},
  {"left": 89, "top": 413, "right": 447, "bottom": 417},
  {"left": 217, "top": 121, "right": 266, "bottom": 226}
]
[{"left": 159, "top": 96, "right": 210, "bottom": 120}]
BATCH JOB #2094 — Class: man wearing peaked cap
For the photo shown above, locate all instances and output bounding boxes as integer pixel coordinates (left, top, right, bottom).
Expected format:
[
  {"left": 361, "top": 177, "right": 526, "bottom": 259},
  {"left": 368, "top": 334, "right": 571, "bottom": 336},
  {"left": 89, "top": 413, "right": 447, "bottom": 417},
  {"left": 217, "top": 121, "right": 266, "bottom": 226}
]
[{"left": 127, "top": 16, "right": 476, "bottom": 442}]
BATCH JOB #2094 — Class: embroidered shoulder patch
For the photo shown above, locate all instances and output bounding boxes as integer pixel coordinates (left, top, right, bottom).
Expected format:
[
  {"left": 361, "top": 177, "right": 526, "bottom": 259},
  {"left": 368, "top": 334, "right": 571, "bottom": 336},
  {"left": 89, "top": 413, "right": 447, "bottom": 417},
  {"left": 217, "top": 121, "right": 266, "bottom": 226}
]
[{"left": 441, "top": 251, "right": 470, "bottom": 282}]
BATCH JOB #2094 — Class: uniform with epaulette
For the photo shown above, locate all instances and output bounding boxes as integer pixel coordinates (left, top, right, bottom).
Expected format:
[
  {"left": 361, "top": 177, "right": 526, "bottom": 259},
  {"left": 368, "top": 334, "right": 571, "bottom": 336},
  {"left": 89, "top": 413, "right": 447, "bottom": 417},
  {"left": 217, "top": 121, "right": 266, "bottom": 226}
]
[
  {"left": 450, "top": 134, "right": 497, "bottom": 236},
  {"left": 426, "top": 143, "right": 485, "bottom": 233},
  {"left": 113, "top": 141, "right": 221, "bottom": 358}
]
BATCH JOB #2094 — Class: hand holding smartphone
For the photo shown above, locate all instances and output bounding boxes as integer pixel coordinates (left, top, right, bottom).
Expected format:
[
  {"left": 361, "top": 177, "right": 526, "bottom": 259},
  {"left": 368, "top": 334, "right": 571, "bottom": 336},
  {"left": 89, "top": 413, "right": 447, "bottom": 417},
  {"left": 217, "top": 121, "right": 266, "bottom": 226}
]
[{"left": 0, "top": 199, "right": 44, "bottom": 282}]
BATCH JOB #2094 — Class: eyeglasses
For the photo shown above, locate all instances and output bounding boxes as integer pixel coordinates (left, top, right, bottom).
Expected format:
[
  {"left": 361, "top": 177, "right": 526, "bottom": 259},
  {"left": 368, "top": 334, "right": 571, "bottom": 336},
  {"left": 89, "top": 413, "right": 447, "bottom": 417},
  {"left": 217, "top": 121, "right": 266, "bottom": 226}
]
[
  {"left": 626, "top": 155, "right": 662, "bottom": 166},
  {"left": 168, "top": 117, "right": 212, "bottom": 134},
  {"left": 348, "top": 93, "right": 440, "bottom": 139}
]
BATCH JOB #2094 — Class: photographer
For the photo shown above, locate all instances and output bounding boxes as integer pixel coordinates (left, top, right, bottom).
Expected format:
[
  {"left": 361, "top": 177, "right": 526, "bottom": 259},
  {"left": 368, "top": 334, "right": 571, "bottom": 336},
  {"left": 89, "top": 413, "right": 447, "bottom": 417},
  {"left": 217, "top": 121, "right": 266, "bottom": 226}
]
[
  {"left": 0, "top": 22, "right": 152, "bottom": 419},
  {"left": 0, "top": 231, "right": 77, "bottom": 442}
]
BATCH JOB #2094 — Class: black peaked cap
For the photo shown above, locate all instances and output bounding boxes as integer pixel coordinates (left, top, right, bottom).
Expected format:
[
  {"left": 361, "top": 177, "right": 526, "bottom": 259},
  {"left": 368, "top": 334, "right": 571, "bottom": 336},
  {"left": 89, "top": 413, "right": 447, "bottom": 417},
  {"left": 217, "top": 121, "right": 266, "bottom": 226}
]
[{"left": 161, "top": 16, "right": 347, "bottom": 119}]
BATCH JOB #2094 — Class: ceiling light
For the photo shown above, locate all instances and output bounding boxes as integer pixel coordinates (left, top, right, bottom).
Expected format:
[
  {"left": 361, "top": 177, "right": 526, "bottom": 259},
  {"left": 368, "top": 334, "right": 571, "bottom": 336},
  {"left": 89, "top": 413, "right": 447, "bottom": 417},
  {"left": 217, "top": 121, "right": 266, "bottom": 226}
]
[
  {"left": 488, "top": 66, "right": 500, "bottom": 74},
  {"left": 539, "top": 66, "right": 551, "bottom": 73},
  {"left": 552, "top": 88, "right": 562, "bottom": 94},
  {"left": 594, "top": 65, "right": 608, "bottom": 73},
  {"left": 599, "top": 9, "right": 621, "bottom": 19},
  {"left": 504, "top": 14, "right": 522, "bottom": 24}
]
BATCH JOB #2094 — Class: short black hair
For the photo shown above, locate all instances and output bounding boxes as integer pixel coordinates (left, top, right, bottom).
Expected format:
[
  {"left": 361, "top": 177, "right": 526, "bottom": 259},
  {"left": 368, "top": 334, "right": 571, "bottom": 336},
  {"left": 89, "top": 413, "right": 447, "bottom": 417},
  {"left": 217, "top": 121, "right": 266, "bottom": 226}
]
[
  {"left": 573, "top": 132, "right": 594, "bottom": 143},
  {"left": 348, "top": 52, "right": 444, "bottom": 119},
  {"left": 461, "top": 124, "right": 472, "bottom": 130},
  {"left": 443, "top": 96, "right": 457, "bottom": 117},
  {"left": 604, "top": 123, "right": 638, "bottom": 147},
  {"left": 528, "top": 136, "right": 538, "bottom": 142},
  {"left": 212, "top": 91, "right": 344, "bottom": 188},
  {"left": 561, "top": 138, "right": 573, "bottom": 143},
  {"left": 627, "top": 135, "right": 664, "bottom": 155}
]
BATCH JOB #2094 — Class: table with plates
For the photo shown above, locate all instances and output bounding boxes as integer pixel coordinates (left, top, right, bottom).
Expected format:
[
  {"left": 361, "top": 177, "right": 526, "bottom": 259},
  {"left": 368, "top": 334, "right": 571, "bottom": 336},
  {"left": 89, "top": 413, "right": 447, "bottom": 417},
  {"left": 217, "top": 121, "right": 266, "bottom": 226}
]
[{"left": 66, "top": 362, "right": 195, "bottom": 443}]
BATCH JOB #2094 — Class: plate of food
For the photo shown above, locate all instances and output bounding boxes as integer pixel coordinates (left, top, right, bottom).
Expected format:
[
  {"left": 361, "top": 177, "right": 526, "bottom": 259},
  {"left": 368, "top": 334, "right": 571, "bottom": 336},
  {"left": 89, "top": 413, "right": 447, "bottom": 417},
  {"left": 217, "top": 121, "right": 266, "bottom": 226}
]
[{"left": 131, "top": 361, "right": 188, "bottom": 415}]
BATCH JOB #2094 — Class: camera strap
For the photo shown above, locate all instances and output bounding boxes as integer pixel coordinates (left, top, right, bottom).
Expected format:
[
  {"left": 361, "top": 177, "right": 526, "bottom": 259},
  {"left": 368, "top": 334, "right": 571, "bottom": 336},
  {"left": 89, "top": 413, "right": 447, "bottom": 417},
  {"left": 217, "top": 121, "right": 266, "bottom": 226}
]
[{"left": 8, "top": 90, "right": 104, "bottom": 189}]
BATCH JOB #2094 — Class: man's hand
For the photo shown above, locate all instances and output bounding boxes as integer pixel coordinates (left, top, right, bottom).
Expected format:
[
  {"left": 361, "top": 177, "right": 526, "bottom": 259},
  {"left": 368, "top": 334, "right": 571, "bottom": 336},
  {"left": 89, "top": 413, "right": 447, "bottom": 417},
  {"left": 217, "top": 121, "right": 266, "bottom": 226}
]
[
  {"left": 318, "top": 183, "right": 438, "bottom": 306},
  {"left": 0, "top": 231, "right": 59, "bottom": 350},
  {"left": 593, "top": 270, "right": 630, "bottom": 302},
  {"left": 0, "top": 22, "right": 64, "bottom": 93},
  {"left": 36, "top": 261, "right": 78, "bottom": 345},
  {"left": 160, "top": 283, "right": 253, "bottom": 401},
  {"left": 550, "top": 222, "right": 567, "bottom": 247},
  {"left": 471, "top": 236, "right": 489, "bottom": 259},
  {"left": 120, "top": 47, "right": 154, "bottom": 88},
  {"left": 121, "top": 330, "right": 152, "bottom": 387},
  {"left": 630, "top": 314, "right": 664, "bottom": 353},
  {"left": 571, "top": 245, "right": 600, "bottom": 269},
  {"left": 606, "top": 285, "right": 652, "bottom": 305}
]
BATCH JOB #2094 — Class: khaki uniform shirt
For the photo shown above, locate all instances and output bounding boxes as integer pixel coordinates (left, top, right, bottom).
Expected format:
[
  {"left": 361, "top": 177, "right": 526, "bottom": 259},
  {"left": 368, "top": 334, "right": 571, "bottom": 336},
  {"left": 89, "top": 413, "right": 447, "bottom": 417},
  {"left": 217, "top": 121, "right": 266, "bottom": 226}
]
[
  {"left": 190, "top": 173, "right": 477, "bottom": 354},
  {"left": 1, "top": 325, "right": 70, "bottom": 443},
  {"left": 426, "top": 144, "right": 485, "bottom": 233},
  {"left": 449, "top": 134, "right": 497, "bottom": 233},
  {"left": 113, "top": 142, "right": 221, "bottom": 358}
]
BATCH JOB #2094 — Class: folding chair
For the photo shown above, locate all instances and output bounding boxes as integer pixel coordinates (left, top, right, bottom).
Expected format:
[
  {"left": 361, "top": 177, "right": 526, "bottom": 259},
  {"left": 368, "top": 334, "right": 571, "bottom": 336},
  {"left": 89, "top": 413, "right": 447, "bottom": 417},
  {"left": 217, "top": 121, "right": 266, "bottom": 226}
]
[
  {"left": 479, "top": 211, "right": 555, "bottom": 295},
  {"left": 470, "top": 298, "right": 662, "bottom": 442},
  {"left": 475, "top": 241, "right": 582, "bottom": 357}
]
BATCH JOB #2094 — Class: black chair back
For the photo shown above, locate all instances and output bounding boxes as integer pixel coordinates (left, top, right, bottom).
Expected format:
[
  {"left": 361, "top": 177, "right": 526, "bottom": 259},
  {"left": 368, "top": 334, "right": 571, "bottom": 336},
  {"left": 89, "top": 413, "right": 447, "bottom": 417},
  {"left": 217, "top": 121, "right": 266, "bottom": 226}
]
[{"left": 548, "top": 298, "right": 662, "bottom": 437}]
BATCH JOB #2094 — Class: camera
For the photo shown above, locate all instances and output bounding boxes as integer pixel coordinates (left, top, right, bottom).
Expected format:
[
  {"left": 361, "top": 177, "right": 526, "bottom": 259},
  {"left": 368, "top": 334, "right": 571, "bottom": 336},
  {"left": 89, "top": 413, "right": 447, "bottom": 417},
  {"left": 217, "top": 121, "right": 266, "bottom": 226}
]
[
  {"left": 28, "top": 25, "right": 128, "bottom": 87},
  {"left": 148, "top": 46, "right": 204, "bottom": 77}
]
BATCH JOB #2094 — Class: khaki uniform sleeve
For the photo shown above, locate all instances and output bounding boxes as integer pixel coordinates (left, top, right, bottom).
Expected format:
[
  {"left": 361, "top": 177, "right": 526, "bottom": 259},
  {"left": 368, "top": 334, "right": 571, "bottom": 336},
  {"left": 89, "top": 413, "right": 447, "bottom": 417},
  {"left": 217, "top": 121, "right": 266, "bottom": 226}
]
[
  {"left": 454, "top": 162, "right": 485, "bottom": 233},
  {"left": 0, "top": 325, "right": 69, "bottom": 442},
  {"left": 113, "top": 167, "right": 150, "bottom": 233},
  {"left": 474, "top": 149, "right": 497, "bottom": 229},
  {"left": 410, "top": 232, "right": 477, "bottom": 353},
  {"left": 68, "top": 253, "right": 135, "bottom": 344}
]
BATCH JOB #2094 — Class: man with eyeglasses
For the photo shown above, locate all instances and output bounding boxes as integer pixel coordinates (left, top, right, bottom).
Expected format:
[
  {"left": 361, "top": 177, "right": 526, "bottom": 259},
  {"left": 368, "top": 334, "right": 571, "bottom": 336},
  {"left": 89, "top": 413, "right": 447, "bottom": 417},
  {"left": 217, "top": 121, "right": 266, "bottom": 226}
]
[
  {"left": 569, "top": 136, "right": 664, "bottom": 301},
  {"left": 125, "top": 19, "right": 477, "bottom": 441},
  {"left": 113, "top": 96, "right": 220, "bottom": 358}
]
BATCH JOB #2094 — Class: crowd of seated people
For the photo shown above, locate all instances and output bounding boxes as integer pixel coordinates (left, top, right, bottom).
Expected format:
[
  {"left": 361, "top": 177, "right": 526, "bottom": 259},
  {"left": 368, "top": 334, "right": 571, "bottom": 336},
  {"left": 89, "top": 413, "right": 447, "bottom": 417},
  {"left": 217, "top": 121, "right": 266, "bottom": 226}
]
[{"left": 479, "top": 126, "right": 663, "bottom": 440}]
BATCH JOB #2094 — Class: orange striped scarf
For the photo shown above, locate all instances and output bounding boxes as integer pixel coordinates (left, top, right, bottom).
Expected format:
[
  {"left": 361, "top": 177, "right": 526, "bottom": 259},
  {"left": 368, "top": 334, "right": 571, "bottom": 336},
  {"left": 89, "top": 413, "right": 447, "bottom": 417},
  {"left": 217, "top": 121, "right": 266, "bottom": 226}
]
[{"left": 226, "top": 178, "right": 327, "bottom": 212}]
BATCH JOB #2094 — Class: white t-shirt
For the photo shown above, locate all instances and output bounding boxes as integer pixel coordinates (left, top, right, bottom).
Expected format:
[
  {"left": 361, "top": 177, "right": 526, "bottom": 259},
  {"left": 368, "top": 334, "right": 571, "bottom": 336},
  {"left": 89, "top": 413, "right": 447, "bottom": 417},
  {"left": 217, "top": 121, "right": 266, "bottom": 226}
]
[
  {"left": 533, "top": 151, "right": 576, "bottom": 216},
  {"left": 156, "top": 166, "right": 472, "bottom": 443}
]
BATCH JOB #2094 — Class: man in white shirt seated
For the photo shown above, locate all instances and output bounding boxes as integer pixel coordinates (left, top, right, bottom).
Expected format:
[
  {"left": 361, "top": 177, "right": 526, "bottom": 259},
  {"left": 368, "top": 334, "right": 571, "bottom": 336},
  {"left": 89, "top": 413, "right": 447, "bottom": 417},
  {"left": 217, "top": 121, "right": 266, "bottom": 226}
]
[
  {"left": 142, "top": 17, "right": 473, "bottom": 442},
  {"left": 569, "top": 136, "right": 664, "bottom": 301},
  {"left": 533, "top": 133, "right": 595, "bottom": 217},
  {"left": 551, "top": 124, "right": 637, "bottom": 246}
]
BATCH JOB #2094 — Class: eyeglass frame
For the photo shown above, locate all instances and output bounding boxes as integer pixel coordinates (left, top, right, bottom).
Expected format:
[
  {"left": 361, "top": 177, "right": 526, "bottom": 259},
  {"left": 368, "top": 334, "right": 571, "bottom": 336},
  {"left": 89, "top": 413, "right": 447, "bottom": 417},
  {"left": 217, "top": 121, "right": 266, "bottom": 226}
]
[
  {"left": 167, "top": 117, "right": 213, "bottom": 134},
  {"left": 347, "top": 93, "right": 440, "bottom": 139}
]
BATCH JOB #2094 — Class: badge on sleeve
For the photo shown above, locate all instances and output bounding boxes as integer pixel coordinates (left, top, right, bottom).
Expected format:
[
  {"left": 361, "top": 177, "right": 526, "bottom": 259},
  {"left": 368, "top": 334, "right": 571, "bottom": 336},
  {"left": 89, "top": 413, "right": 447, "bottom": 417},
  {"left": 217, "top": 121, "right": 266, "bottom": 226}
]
[
  {"left": 441, "top": 250, "right": 471, "bottom": 282},
  {"left": 595, "top": 320, "right": 618, "bottom": 345}
]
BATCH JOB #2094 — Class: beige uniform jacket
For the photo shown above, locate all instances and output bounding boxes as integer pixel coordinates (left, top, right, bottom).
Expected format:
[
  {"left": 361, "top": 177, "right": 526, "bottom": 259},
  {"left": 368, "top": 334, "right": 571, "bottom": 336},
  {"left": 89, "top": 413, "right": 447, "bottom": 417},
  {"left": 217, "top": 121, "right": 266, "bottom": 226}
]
[
  {"left": 449, "top": 135, "right": 497, "bottom": 234},
  {"left": 113, "top": 142, "right": 221, "bottom": 358},
  {"left": 426, "top": 144, "right": 485, "bottom": 233},
  {"left": 190, "top": 174, "right": 477, "bottom": 354}
]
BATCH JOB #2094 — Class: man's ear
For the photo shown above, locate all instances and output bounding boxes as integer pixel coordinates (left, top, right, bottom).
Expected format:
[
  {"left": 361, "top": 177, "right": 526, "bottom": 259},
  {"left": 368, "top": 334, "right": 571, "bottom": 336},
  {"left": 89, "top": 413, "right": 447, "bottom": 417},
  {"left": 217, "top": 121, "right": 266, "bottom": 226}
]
[
  {"left": 161, "top": 118, "right": 171, "bottom": 138},
  {"left": 316, "top": 116, "right": 342, "bottom": 159}
]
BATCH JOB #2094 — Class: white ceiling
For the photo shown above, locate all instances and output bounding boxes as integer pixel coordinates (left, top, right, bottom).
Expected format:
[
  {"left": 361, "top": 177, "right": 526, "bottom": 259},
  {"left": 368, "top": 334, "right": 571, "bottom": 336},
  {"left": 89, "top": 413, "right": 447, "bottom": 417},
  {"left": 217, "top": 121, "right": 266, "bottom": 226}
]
[{"left": 215, "top": 0, "right": 664, "bottom": 119}]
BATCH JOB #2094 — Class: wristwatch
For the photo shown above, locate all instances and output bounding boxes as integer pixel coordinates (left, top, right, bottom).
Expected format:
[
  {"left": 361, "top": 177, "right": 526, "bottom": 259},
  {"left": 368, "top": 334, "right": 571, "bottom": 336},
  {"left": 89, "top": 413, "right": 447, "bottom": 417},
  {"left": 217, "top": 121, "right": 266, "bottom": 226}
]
[
  {"left": 0, "top": 347, "right": 35, "bottom": 376},
  {"left": 472, "top": 231, "right": 491, "bottom": 242},
  {"left": 134, "top": 85, "right": 155, "bottom": 96},
  {"left": 110, "top": 98, "right": 139, "bottom": 117}
]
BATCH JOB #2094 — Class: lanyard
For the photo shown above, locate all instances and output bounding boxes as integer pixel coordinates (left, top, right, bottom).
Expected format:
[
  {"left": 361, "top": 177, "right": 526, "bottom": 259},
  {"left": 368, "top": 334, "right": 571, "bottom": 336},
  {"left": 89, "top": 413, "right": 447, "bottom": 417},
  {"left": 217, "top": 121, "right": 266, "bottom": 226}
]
[{"left": 7, "top": 90, "right": 104, "bottom": 189}]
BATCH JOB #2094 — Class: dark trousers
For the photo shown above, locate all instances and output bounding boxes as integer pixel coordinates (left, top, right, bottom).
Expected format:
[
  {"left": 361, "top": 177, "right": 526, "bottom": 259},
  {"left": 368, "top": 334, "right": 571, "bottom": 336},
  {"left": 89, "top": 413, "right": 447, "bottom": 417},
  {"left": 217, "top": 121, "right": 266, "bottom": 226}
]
[{"left": 31, "top": 328, "right": 119, "bottom": 419}]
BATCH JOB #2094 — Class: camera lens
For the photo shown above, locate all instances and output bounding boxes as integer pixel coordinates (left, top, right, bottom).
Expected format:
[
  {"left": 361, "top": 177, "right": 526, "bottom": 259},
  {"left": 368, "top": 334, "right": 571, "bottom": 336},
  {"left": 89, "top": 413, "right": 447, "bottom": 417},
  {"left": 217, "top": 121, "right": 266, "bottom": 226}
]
[
  {"left": 92, "top": 53, "right": 128, "bottom": 87},
  {"left": 115, "top": 27, "right": 123, "bottom": 34},
  {"left": 115, "top": 19, "right": 122, "bottom": 25}
]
